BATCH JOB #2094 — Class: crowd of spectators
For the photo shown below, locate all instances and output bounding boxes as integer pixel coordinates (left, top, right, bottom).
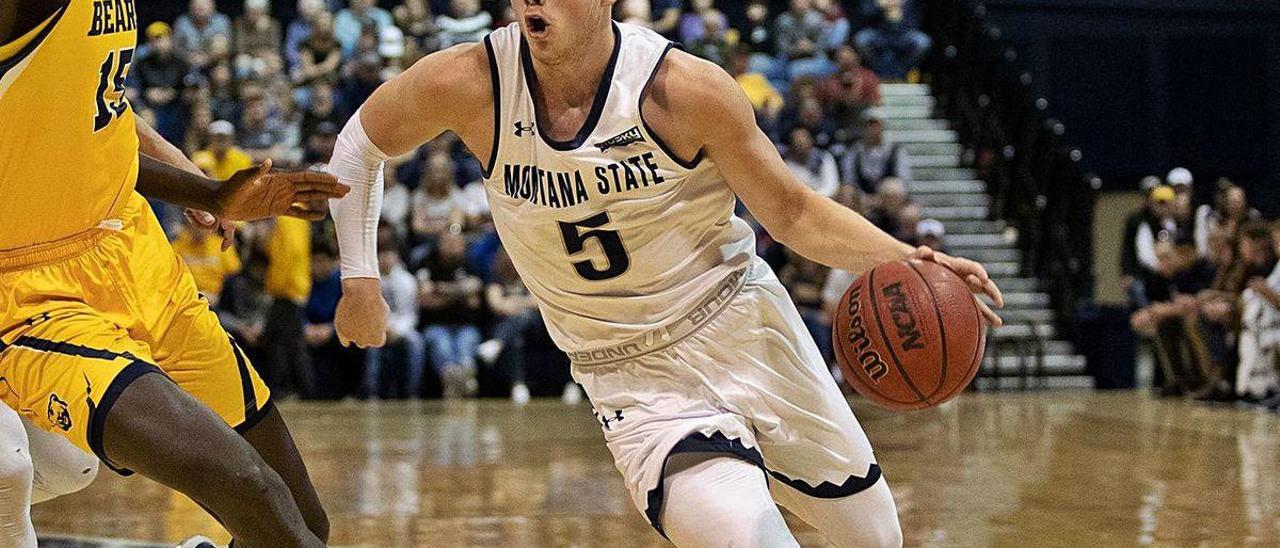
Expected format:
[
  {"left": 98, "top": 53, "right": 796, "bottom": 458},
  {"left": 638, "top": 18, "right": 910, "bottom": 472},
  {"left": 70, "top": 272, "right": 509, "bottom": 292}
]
[
  {"left": 132, "top": 0, "right": 937, "bottom": 402},
  {"left": 1124, "top": 169, "right": 1280, "bottom": 409}
]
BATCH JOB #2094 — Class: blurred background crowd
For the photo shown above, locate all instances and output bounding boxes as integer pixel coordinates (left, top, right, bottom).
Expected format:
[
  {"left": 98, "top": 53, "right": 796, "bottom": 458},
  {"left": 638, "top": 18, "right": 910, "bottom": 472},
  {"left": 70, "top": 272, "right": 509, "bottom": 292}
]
[{"left": 129, "top": 0, "right": 943, "bottom": 403}]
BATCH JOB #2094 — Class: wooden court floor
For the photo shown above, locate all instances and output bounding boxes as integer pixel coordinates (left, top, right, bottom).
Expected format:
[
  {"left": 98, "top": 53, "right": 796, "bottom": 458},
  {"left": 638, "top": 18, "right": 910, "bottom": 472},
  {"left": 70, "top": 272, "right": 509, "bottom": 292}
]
[{"left": 31, "top": 391, "right": 1280, "bottom": 547}]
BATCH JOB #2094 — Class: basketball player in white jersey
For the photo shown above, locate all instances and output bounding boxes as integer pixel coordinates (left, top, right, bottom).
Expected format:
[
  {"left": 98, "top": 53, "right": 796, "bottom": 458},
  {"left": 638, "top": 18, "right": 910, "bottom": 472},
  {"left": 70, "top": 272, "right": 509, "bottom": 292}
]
[{"left": 328, "top": 2, "right": 1003, "bottom": 546}]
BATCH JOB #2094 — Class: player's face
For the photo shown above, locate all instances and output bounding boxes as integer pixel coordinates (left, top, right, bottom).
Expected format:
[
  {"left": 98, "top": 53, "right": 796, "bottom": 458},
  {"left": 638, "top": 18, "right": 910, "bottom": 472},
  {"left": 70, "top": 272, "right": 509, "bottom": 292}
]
[{"left": 513, "top": 0, "right": 617, "bottom": 63}]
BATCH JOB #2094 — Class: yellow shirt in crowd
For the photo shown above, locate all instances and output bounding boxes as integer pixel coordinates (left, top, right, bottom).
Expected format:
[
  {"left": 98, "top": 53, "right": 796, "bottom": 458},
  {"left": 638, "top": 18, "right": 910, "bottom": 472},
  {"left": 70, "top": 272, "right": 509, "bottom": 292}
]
[
  {"left": 191, "top": 147, "right": 254, "bottom": 181},
  {"left": 735, "top": 73, "right": 784, "bottom": 113},
  {"left": 264, "top": 217, "right": 312, "bottom": 304},
  {"left": 171, "top": 228, "right": 242, "bottom": 299}
]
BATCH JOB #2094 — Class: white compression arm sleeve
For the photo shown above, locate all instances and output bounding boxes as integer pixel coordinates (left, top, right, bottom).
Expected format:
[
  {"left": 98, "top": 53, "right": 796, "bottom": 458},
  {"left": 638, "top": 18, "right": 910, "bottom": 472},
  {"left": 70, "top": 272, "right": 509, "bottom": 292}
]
[{"left": 327, "top": 108, "right": 390, "bottom": 280}]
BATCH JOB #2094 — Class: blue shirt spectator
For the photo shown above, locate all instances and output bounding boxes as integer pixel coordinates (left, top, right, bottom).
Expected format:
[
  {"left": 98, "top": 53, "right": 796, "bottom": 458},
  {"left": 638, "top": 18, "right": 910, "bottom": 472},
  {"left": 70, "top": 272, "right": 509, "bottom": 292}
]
[
  {"left": 285, "top": 0, "right": 324, "bottom": 71},
  {"left": 173, "top": 0, "right": 232, "bottom": 69}
]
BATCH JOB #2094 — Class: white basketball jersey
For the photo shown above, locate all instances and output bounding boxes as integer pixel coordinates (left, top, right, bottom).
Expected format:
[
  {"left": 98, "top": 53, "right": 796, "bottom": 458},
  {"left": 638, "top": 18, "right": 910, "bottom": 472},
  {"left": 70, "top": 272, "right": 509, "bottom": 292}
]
[{"left": 482, "top": 22, "right": 757, "bottom": 352}]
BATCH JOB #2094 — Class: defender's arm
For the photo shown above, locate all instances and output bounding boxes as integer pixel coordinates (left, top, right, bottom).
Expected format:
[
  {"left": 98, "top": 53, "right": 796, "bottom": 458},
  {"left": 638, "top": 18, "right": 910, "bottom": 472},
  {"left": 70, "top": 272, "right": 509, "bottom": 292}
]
[{"left": 652, "top": 52, "right": 1003, "bottom": 323}]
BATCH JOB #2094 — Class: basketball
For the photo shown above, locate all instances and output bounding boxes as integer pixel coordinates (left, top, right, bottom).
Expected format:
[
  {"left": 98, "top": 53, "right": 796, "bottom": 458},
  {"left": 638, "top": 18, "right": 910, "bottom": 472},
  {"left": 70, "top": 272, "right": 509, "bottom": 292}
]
[{"left": 832, "top": 259, "right": 987, "bottom": 411}]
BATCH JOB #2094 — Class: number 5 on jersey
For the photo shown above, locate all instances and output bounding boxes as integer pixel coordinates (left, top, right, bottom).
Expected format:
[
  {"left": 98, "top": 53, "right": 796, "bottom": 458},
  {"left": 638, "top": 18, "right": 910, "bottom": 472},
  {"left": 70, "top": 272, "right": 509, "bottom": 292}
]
[
  {"left": 559, "top": 212, "right": 631, "bottom": 281},
  {"left": 94, "top": 47, "right": 133, "bottom": 132}
]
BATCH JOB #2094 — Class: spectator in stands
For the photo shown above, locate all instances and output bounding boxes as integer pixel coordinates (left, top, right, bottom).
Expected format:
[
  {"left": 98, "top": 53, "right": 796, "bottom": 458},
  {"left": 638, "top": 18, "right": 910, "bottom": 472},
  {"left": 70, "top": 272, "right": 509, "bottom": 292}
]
[
  {"left": 419, "top": 231, "right": 485, "bottom": 398},
  {"left": 334, "top": 0, "right": 395, "bottom": 56},
  {"left": 364, "top": 228, "right": 426, "bottom": 399},
  {"left": 741, "top": 0, "right": 778, "bottom": 75},
  {"left": 300, "top": 83, "right": 343, "bottom": 139},
  {"left": 784, "top": 127, "right": 839, "bottom": 198},
  {"left": 855, "top": 0, "right": 931, "bottom": 80},
  {"left": 864, "top": 177, "right": 912, "bottom": 237},
  {"left": 261, "top": 218, "right": 315, "bottom": 398},
  {"left": 216, "top": 251, "right": 272, "bottom": 369},
  {"left": 193, "top": 121, "right": 255, "bottom": 181},
  {"left": 839, "top": 109, "right": 911, "bottom": 194},
  {"left": 650, "top": 0, "right": 682, "bottom": 37},
  {"left": 171, "top": 224, "right": 242, "bottom": 306},
  {"left": 819, "top": 46, "right": 882, "bottom": 141},
  {"left": 238, "top": 95, "right": 299, "bottom": 163},
  {"left": 234, "top": 0, "right": 283, "bottom": 76},
  {"left": 339, "top": 27, "right": 388, "bottom": 114},
  {"left": 437, "top": 0, "right": 493, "bottom": 49},
  {"left": 1120, "top": 178, "right": 1166, "bottom": 307},
  {"left": 285, "top": 0, "right": 324, "bottom": 72},
  {"left": 791, "top": 96, "right": 836, "bottom": 150},
  {"left": 1198, "top": 222, "right": 1276, "bottom": 397},
  {"left": 677, "top": 0, "right": 723, "bottom": 44},
  {"left": 814, "top": 0, "right": 852, "bottom": 51},
  {"left": 394, "top": 0, "right": 439, "bottom": 52},
  {"left": 481, "top": 249, "right": 542, "bottom": 405},
  {"left": 206, "top": 62, "right": 242, "bottom": 124},
  {"left": 618, "top": 0, "right": 653, "bottom": 27},
  {"left": 134, "top": 22, "right": 192, "bottom": 144},
  {"left": 380, "top": 158, "right": 413, "bottom": 234},
  {"left": 1127, "top": 186, "right": 1180, "bottom": 307},
  {"left": 1195, "top": 179, "right": 1260, "bottom": 258},
  {"left": 686, "top": 11, "right": 732, "bottom": 67},
  {"left": 173, "top": 0, "right": 232, "bottom": 69},
  {"left": 1239, "top": 222, "right": 1280, "bottom": 404},
  {"left": 304, "top": 240, "right": 364, "bottom": 399},
  {"left": 1129, "top": 237, "right": 1219, "bottom": 396},
  {"left": 410, "top": 151, "right": 468, "bottom": 261},
  {"left": 728, "top": 47, "right": 784, "bottom": 137},
  {"left": 779, "top": 248, "right": 832, "bottom": 364},
  {"left": 916, "top": 218, "right": 948, "bottom": 254},
  {"left": 303, "top": 121, "right": 340, "bottom": 166},
  {"left": 184, "top": 100, "right": 214, "bottom": 154},
  {"left": 776, "top": 0, "right": 833, "bottom": 81}
]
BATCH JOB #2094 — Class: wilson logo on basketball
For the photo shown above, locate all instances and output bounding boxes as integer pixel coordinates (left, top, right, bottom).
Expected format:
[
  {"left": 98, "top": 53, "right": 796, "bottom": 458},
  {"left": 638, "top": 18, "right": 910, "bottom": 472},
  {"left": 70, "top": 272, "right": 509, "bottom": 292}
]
[
  {"left": 882, "top": 283, "right": 926, "bottom": 352},
  {"left": 845, "top": 285, "right": 889, "bottom": 382}
]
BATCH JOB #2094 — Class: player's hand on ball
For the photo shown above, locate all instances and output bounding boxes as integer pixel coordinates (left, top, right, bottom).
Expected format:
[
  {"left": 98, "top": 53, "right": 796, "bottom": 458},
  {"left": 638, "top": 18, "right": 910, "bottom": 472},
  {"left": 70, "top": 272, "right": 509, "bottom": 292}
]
[
  {"left": 911, "top": 246, "right": 1004, "bottom": 327},
  {"left": 216, "top": 160, "right": 351, "bottom": 222},
  {"left": 335, "top": 278, "right": 390, "bottom": 348}
]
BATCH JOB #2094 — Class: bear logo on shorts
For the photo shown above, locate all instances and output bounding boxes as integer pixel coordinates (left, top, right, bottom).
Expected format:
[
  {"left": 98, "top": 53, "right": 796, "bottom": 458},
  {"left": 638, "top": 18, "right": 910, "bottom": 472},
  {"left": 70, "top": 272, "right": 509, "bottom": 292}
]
[{"left": 48, "top": 394, "right": 72, "bottom": 431}]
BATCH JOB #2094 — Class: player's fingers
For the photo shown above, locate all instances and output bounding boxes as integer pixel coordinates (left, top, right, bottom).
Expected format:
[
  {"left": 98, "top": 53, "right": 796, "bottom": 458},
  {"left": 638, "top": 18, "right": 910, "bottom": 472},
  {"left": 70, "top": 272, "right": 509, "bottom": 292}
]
[
  {"left": 974, "top": 296, "right": 1002, "bottom": 327},
  {"left": 966, "top": 274, "right": 1005, "bottom": 308},
  {"left": 294, "top": 189, "right": 346, "bottom": 203},
  {"left": 286, "top": 205, "right": 327, "bottom": 221}
]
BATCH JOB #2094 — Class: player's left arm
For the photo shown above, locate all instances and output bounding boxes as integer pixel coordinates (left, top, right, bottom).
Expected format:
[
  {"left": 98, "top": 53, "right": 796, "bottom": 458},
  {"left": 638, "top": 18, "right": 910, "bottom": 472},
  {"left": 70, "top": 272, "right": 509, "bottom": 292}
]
[
  {"left": 652, "top": 51, "right": 1003, "bottom": 324},
  {"left": 135, "top": 115, "right": 241, "bottom": 249}
]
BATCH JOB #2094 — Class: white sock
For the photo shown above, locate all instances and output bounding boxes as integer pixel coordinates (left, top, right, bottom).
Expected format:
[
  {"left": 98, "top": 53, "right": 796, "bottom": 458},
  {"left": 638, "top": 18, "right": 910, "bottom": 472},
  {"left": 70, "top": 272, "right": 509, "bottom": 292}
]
[{"left": 659, "top": 453, "right": 799, "bottom": 548}]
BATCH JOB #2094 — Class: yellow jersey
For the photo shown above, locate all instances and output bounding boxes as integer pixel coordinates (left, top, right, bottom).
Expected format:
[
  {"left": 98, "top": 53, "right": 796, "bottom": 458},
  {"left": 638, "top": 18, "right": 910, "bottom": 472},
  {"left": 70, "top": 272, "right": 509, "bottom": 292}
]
[{"left": 0, "top": 0, "right": 141, "bottom": 250}]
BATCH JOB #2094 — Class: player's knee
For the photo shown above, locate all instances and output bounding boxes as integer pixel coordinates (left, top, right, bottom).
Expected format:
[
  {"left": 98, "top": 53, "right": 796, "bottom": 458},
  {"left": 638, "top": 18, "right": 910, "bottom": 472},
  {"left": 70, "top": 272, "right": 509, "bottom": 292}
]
[
  {"left": 0, "top": 444, "right": 34, "bottom": 500},
  {"left": 36, "top": 458, "right": 97, "bottom": 500}
]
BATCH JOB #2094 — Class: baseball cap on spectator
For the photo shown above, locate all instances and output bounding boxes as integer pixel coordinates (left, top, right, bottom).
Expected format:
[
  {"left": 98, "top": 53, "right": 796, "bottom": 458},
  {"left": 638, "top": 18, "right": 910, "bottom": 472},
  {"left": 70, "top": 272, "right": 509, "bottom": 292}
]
[
  {"left": 1150, "top": 185, "right": 1175, "bottom": 203},
  {"left": 1166, "top": 167, "right": 1193, "bottom": 188},
  {"left": 209, "top": 120, "right": 236, "bottom": 137},
  {"left": 146, "top": 22, "right": 171, "bottom": 39},
  {"left": 1139, "top": 175, "right": 1161, "bottom": 192},
  {"left": 917, "top": 218, "right": 945, "bottom": 239}
]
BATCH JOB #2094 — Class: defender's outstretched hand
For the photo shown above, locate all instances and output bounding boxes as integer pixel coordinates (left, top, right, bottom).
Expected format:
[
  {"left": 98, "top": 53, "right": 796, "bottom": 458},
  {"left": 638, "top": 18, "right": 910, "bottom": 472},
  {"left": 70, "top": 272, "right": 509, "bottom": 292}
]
[
  {"left": 911, "top": 246, "right": 1004, "bottom": 327},
  {"left": 216, "top": 160, "right": 350, "bottom": 222},
  {"left": 335, "top": 278, "right": 390, "bottom": 348}
]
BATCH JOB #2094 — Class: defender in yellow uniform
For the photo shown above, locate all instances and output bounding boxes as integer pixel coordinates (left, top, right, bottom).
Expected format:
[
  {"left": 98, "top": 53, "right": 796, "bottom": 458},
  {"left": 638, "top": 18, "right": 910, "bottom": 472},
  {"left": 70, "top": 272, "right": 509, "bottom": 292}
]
[{"left": 0, "top": 0, "right": 273, "bottom": 465}]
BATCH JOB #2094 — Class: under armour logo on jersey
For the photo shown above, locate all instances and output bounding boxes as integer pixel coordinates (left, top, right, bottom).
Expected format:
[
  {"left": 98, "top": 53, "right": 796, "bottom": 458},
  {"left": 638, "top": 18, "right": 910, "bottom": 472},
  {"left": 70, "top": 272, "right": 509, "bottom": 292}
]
[
  {"left": 514, "top": 121, "right": 535, "bottom": 137},
  {"left": 594, "top": 126, "right": 646, "bottom": 152},
  {"left": 593, "top": 408, "right": 625, "bottom": 430}
]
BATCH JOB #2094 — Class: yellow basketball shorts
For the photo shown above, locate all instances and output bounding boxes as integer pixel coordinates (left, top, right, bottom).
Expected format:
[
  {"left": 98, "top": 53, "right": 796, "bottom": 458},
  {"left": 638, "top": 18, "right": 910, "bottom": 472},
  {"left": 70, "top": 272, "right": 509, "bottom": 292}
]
[{"left": 0, "top": 192, "right": 271, "bottom": 474}]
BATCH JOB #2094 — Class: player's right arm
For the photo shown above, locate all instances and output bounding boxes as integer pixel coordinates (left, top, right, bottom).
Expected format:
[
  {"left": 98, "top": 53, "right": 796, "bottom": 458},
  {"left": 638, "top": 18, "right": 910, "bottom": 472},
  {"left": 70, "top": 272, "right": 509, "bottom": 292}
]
[{"left": 328, "top": 42, "right": 493, "bottom": 348}]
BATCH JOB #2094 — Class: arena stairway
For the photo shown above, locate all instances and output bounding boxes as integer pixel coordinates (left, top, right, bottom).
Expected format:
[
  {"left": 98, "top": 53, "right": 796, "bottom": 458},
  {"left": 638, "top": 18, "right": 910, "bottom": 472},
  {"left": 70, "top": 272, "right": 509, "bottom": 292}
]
[{"left": 878, "top": 83, "right": 1091, "bottom": 389}]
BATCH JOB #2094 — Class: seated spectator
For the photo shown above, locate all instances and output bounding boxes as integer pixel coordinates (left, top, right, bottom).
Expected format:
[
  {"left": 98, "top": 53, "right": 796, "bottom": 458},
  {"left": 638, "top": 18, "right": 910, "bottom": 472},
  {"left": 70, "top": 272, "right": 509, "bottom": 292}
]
[
  {"left": 818, "top": 46, "right": 882, "bottom": 140},
  {"left": 171, "top": 224, "right": 242, "bottom": 306},
  {"left": 304, "top": 239, "right": 364, "bottom": 399},
  {"left": 864, "top": 177, "right": 913, "bottom": 237},
  {"left": 1130, "top": 238, "right": 1220, "bottom": 396},
  {"left": 261, "top": 218, "right": 315, "bottom": 398},
  {"left": 381, "top": 157, "right": 414, "bottom": 234},
  {"left": 779, "top": 248, "right": 832, "bottom": 364},
  {"left": 686, "top": 11, "right": 732, "bottom": 67},
  {"left": 814, "top": 0, "right": 852, "bottom": 51},
  {"left": 183, "top": 100, "right": 214, "bottom": 154},
  {"left": 916, "top": 218, "right": 948, "bottom": 254},
  {"left": 839, "top": 109, "right": 911, "bottom": 194},
  {"left": 1195, "top": 179, "right": 1260, "bottom": 258},
  {"left": 1196, "top": 222, "right": 1276, "bottom": 398},
  {"left": 300, "top": 83, "right": 343, "bottom": 139},
  {"left": 678, "top": 0, "right": 723, "bottom": 44},
  {"left": 335, "top": 0, "right": 395, "bottom": 56},
  {"left": 238, "top": 95, "right": 299, "bottom": 163},
  {"left": 650, "top": 0, "right": 682, "bottom": 37},
  {"left": 174, "top": 0, "right": 232, "bottom": 69},
  {"left": 394, "top": 0, "right": 440, "bottom": 52},
  {"left": 192, "top": 121, "right": 255, "bottom": 181},
  {"left": 1121, "top": 183, "right": 1174, "bottom": 308},
  {"left": 216, "top": 251, "right": 272, "bottom": 367},
  {"left": 783, "top": 127, "right": 838, "bottom": 198},
  {"left": 1240, "top": 222, "right": 1280, "bottom": 407},
  {"left": 437, "top": 0, "right": 493, "bottom": 48},
  {"left": 791, "top": 96, "right": 837, "bottom": 150},
  {"left": 418, "top": 232, "right": 485, "bottom": 398},
  {"left": 618, "top": 0, "right": 654, "bottom": 27},
  {"left": 134, "top": 23, "right": 192, "bottom": 144},
  {"left": 303, "top": 121, "right": 340, "bottom": 166},
  {"left": 410, "top": 151, "right": 469, "bottom": 260},
  {"left": 481, "top": 250, "right": 543, "bottom": 405},
  {"left": 339, "top": 27, "right": 389, "bottom": 114},
  {"left": 234, "top": 0, "right": 283, "bottom": 77},
  {"left": 728, "top": 47, "right": 784, "bottom": 137},
  {"left": 205, "top": 62, "right": 242, "bottom": 124},
  {"left": 285, "top": 0, "right": 324, "bottom": 72},
  {"left": 741, "top": 0, "right": 779, "bottom": 80},
  {"left": 855, "top": 0, "right": 931, "bottom": 80},
  {"left": 776, "top": 0, "right": 834, "bottom": 81},
  {"left": 294, "top": 12, "right": 343, "bottom": 88},
  {"left": 364, "top": 228, "right": 426, "bottom": 399}
]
